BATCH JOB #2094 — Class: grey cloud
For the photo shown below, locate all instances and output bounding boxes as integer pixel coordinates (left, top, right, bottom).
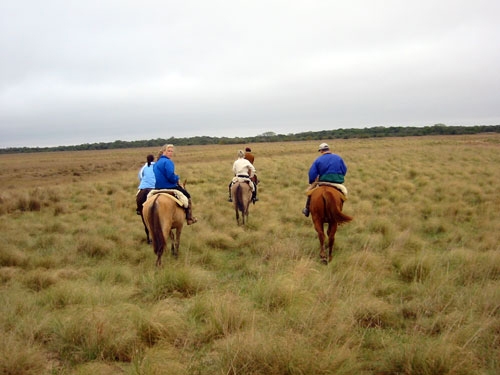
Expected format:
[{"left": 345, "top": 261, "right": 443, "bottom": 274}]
[{"left": 1, "top": 0, "right": 499, "bottom": 147}]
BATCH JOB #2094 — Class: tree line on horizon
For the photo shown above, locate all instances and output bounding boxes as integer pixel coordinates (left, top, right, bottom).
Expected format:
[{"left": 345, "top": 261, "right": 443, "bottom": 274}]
[{"left": 2, "top": 124, "right": 499, "bottom": 154}]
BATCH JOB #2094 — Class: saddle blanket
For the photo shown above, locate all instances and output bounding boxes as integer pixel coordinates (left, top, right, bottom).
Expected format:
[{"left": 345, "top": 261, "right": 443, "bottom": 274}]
[
  {"left": 147, "top": 189, "right": 189, "bottom": 208},
  {"left": 232, "top": 177, "right": 255, "bottom": 191},
  {"left": 306, "top": 182, "right": 348, "bottom": 200}
]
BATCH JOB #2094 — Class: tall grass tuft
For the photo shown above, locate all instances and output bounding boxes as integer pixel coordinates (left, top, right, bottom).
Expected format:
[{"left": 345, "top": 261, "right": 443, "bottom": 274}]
[
  {"left": 0, "top": 243, "right": 28, "bottom": 267},
  {"left": 373, "top": 337, "right": 479, "bottom": 375},
  {"left": 136, "top": 301, "right": 189, "bottom": 347},
  {"left": 76, "top": 237, "right": 114, "bottom": 259},
  {"left": 0, "top": 332, "right": 46, "bottom": 375},
  {"left": 201, "top": 330, "right": 362, "bottom": 375},
  {"left": 187, "top": 292, "right": 253, "bottom": 345},
  {"left": 138, "top": 265, "right": 213, "bottom": 301},
  {"left": 46, "top": 305, "right": 142, "bottom": 365}
]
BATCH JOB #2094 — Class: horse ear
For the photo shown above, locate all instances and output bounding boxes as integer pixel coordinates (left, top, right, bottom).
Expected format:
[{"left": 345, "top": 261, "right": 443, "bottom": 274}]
[{"left": 183, "top": 179, "right": 187, "bottom": 187}]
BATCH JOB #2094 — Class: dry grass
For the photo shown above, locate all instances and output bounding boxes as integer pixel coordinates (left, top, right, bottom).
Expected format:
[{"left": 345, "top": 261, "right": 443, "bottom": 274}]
[{"left": 0, "top": 134, "right": 499, "bottom": 374}]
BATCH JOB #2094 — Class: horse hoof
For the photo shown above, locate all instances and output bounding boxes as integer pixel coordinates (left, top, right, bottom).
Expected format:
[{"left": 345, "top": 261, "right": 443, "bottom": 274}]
[{"left": 321, "top": 258, "right": 328, "bottom": 265}]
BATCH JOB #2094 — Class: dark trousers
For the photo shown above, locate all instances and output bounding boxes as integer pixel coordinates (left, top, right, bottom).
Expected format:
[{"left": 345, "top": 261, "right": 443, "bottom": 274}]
[
  {"left": 172, "top": 185, "right": 191, "bottom": 199},
  {"left": 136, "top": 188, "right": 153, "bottom": 212}
]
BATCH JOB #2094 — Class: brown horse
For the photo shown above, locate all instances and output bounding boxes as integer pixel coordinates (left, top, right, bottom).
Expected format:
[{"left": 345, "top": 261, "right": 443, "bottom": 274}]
[
  {"left": 309, "top": 185, "right": 353, "bottom": 264},
  {"left": 142, "top": 192, "right": 186, "bottom": 266},
  {"left": 231, "top": 181, "right": 253, "bottom": 225}
]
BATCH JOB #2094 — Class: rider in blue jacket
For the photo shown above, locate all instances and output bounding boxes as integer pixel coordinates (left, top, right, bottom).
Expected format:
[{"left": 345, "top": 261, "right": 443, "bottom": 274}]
[
  {"left": 136, "top": 154, "right": 156, "bottom": 215},
  {"left": 154, "top": 144, "right": 197, "bottom": 225},
  {"left": 302, "top": 143, "right": 347, "bottom": 217}
]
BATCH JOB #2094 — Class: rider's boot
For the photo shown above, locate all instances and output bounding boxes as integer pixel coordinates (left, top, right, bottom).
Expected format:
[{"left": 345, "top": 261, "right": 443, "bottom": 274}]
[
  {"left": 302, "top": 196, "right": 311, "bottom": 217},
  {"left": 228, "top": 183, "right": 233, "bottom": 202},
  {"left": 186, "top": 199, "right": 198, "bottom": 225},
  {"left": 252, "top": 185, "right": 258, "bottom": 203}
]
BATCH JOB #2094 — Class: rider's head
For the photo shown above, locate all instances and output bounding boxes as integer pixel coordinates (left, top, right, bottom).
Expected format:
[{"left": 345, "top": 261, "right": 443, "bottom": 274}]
[
  {"left": 238, "top": 150, "right": 245, "bottom": 158},
  {"left": 160, "top": 144, "right": 175, "bottom": 158},
  {"left": 318, "top": 143, "right": 330, "bottom": 152}
]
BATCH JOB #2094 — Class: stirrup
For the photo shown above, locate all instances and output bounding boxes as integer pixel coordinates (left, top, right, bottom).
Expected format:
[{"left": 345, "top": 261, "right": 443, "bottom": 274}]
[{"left": 187, "top": 217, "right": 198, "bottom": 225}]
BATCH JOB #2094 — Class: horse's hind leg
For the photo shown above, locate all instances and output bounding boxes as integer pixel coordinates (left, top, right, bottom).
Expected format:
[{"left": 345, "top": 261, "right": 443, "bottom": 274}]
[
  {"left": 170, "top": 229, "right": 180, "bottom": 257},
  {"left": 313, "top": 220, "right": 327, "bottom": 264},
  {"left": 140, "top": 214, "right": 152, "bottom": 244},
  {"left": 326, "top": 223, "right": 338, "bottom": 263}
]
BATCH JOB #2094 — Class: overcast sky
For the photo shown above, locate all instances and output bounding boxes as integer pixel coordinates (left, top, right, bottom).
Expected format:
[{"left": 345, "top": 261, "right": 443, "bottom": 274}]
[{"left": 1, "top": 0, "right": 499, "bottom": 148}]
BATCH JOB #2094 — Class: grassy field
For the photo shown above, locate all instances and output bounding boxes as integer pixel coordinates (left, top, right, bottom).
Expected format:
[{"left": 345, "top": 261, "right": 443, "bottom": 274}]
[{"left": 0, "top": 134, "right": 499, "bottom": 374}]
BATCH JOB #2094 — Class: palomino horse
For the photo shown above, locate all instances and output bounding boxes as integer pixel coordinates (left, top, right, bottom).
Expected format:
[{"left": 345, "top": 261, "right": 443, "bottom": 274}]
[
  {"left": 142, "top": 191, "right": 186, "bottom": 266},
  {"left": 309, "top": 185, "right": 353, "bottom": 264},
  {"left": 231, "top": 181, "right": 253, "bottom": 225}
]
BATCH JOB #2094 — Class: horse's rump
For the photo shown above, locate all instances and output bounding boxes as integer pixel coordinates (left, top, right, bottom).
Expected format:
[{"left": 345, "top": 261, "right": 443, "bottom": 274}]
[
  {"left": 143, "top": 193, "right": 185, "bottom": 261},
  {"left": 231, "top": 177, "right": 255, "bottom": 190},
  {"left": 235, "top": 183, "right": 244, "bottom": 212},
  {"left": 231, "top": 181, "right": 253, "bottom": 225},
  {"left": 311, "top": 186, "right": 352, "bottom": 225},
  {"left": 232, "top": 182, "right": 250, "bottom": 213},
  {"left": 307, "top": 182, "right": 348, "bottom": 199},
  {"left": 144, "top": 195, "right": 165, "bottom": 255},
  {"left": 309, "top": 185, "right": 352, "bottom": 264}
]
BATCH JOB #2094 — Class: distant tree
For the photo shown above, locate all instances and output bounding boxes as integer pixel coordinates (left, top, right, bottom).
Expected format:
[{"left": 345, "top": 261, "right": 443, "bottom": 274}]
[
  {"left": 1, "top": 125, "right": 499, "bottom": 154},
  {"left": 261, "top": 131, "right": 276, "bottom": 137}
]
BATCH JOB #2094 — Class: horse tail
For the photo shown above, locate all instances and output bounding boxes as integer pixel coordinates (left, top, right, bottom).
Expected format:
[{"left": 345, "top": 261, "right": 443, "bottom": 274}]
[
  {"left": 236, "top": 183, "right": 245, "bottom": 213},
  {"left": 149, "top": 195, "right": 166, "bottom": 256},
  {"left": 324, "top": 189, "right": 353, "bottom": 225}
]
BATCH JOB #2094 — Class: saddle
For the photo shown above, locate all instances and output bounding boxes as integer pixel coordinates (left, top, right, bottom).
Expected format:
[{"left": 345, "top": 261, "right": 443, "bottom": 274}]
[
  {"left": 231, "top": 176, "right": 255, "bottom": 191},
  {"left": 306, "top": 182, "right": 348, "bottom": 200},
  {"left": 147, "top": 189, "right": 189, "bottom": 208}
]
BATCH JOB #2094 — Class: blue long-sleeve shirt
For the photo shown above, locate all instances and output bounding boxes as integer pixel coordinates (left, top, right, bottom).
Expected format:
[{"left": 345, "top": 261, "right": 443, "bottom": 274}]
[
  {"left": 308, "top": 153, "right": 347, "bottom": 184},
  {"left": 138, "top": 163, "right": 156, "bottom": 189},
  {"left": 154, "top": 155, "right": 179, "bottom": 189}
]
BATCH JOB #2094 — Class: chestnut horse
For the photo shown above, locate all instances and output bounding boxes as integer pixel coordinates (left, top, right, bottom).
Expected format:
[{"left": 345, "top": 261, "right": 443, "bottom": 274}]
[
  {"left": 309, "top": 185, "right": 353, "bottom": 264},
  {"left": 231, "top": 181, "right": 253, "bottom": 225},
  {"left": 142, "top": 192, "right": 186, "bottom": 266}
]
